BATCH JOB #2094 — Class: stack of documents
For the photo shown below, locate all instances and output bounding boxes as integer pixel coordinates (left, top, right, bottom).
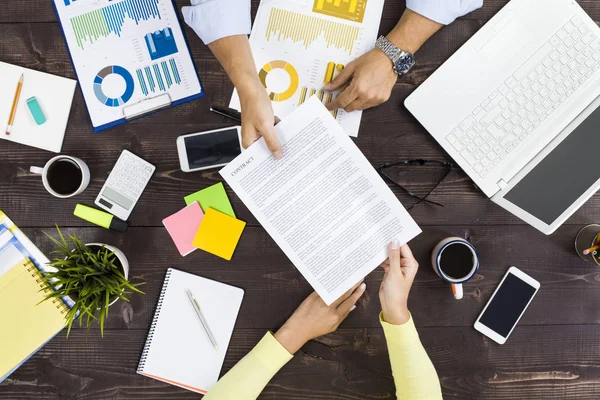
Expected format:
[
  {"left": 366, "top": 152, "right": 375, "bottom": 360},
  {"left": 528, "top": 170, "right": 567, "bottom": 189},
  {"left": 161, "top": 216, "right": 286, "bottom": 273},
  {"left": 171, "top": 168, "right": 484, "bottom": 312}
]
[{"left": 0, "top": 211, "right": 71, "bottom": 382}]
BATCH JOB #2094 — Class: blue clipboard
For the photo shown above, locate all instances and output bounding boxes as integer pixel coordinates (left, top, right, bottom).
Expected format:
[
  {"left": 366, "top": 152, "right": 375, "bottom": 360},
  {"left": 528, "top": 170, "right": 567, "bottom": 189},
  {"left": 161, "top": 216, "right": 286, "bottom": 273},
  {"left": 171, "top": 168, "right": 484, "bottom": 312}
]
[{"left": 51, "top": 0, "right": 204, "bottom": 133}]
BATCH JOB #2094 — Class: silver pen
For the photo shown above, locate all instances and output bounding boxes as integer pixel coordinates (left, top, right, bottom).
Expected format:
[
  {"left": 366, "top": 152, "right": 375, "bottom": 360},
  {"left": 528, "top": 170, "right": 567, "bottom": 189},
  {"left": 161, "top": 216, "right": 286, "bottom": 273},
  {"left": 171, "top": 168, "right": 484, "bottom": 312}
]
[{"left": 185, "top": 288, "right": 219, "bottom": 351}]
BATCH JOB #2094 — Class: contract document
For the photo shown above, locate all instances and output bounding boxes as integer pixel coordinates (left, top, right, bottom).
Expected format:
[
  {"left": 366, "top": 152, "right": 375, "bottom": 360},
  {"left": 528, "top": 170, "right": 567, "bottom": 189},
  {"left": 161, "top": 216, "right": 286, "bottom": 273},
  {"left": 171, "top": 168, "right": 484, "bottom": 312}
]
[{"left": 220, "top": 97, "right": 421, "bottom": 305}]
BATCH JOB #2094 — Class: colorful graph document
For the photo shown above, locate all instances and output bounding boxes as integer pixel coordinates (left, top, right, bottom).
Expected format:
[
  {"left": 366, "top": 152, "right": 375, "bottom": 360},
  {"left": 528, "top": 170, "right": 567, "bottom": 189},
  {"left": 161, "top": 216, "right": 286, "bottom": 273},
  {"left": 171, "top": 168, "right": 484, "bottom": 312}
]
[
  {"left": 52, "top": 0, "right": 203, "bottom": 132},
  {"left": 230, "top": 0, "right": 384, "bottom": 137}
]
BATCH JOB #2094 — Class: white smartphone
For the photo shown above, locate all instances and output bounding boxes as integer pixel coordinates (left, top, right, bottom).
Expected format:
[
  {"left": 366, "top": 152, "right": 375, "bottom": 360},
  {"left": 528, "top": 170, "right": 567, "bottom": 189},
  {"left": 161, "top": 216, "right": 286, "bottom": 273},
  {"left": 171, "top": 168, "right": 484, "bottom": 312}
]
[
  {"left": 474, "top": 267, "right": 540, "bottom": 344},
  {"left": 177, "top": 127, "right": 243, "bottom": 172}
]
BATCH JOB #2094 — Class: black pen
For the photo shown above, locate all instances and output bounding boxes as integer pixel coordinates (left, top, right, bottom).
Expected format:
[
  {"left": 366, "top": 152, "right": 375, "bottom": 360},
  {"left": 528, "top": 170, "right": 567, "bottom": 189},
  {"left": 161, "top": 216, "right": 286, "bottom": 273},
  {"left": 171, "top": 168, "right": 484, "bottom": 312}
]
[{"left": 210, "top": 106, "right": 242, "bottom": 124}]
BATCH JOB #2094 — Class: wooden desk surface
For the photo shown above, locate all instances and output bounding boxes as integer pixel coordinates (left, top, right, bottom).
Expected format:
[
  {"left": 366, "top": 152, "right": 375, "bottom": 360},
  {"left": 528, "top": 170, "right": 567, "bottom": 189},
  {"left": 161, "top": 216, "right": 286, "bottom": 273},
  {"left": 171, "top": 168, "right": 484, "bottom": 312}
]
[{"left": 2, "top": 1, "right": 600, "bottom": 399}]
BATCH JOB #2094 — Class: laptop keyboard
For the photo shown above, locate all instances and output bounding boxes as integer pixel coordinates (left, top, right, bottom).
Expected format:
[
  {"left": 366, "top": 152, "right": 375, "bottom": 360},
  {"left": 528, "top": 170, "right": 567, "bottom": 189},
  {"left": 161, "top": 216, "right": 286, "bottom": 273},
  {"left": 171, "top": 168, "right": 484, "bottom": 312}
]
[{"left": 446, "top": 16, "right": 600, "bottom": 178}]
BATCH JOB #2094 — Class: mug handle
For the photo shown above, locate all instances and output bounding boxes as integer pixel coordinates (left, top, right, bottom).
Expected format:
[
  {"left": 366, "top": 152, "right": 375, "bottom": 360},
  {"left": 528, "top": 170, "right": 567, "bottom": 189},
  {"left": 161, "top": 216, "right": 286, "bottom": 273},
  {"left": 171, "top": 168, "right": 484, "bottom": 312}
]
[
  {"left": 30, "top": 166, "right": 44, "bottom": 175},
  {"left": 451, "top": 283, "right": 463, "bottom": 300}
]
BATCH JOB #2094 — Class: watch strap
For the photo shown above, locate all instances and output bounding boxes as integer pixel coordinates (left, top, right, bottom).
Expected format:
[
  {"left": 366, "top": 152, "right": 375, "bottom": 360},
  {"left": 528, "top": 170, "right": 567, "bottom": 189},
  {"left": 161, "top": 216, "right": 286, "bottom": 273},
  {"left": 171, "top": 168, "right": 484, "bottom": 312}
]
[{"left": 375, "top": 35, "right": 415, "bottom": 75}]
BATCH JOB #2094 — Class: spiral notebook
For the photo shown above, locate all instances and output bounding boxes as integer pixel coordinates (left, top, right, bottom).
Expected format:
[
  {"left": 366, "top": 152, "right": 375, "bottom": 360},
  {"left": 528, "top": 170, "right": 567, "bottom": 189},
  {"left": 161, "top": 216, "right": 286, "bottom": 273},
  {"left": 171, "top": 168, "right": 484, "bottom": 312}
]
[
  {"left": 137, "top": 268, "right": 244, "bottom": 394},
  {"left": 0, "top": 246, "right": 68, "bottom": 379},
  {"left": 0, "top": 211, "right": 72, "bottom": 382}
]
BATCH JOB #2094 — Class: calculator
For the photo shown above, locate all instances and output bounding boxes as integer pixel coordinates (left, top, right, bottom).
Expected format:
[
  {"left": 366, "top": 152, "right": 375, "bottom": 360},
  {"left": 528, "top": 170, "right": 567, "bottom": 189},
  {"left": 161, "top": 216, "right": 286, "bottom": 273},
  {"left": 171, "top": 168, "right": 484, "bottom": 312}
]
[{"left": 95, "top": 150, "right": 156, "bottom": 221}]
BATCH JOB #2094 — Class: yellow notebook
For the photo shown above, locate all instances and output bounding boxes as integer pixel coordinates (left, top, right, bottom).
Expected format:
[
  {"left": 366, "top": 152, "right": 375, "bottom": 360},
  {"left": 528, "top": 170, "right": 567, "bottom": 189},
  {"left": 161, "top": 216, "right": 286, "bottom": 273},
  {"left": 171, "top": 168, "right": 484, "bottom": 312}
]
[{"left": 0, "top": 257, "right": 67, "bottom": 377}]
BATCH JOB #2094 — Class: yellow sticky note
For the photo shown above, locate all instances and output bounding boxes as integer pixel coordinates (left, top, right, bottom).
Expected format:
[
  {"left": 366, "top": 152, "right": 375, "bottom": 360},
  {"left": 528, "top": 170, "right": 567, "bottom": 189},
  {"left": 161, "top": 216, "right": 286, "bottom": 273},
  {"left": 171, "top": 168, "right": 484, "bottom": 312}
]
[{"left": 193, "top": 208, "right": 246, "bottom": 261}]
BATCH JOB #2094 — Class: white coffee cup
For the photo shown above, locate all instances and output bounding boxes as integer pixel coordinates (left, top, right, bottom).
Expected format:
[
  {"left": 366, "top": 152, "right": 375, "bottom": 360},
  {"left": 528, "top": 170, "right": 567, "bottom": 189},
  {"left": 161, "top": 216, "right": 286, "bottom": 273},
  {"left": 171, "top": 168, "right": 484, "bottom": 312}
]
[
  {"left": 431, "top": 237, "right": 479, "bottom": 300},
  {"left": 30, "top": 156, "right": 90, "bottom": 198}
]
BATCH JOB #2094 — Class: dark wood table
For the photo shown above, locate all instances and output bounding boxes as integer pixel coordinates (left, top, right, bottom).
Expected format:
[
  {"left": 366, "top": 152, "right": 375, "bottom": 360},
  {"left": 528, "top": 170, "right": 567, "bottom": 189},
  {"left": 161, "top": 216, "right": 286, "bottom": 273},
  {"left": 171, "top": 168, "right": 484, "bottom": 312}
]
[{"left": 3, "top": 1, "right": 600, "bottom": 399}]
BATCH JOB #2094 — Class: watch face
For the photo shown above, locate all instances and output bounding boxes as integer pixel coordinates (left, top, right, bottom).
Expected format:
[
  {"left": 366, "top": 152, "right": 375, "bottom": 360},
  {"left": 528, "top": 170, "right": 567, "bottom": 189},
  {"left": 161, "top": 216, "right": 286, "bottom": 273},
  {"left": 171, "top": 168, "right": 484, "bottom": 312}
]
[{"left": 395, "top": 53, "right": 414, "bottom": 74}]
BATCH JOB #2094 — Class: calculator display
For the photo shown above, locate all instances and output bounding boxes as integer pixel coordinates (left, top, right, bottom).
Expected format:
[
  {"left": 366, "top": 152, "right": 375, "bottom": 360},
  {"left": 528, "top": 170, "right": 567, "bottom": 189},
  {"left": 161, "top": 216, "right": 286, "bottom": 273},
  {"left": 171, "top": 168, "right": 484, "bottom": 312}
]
[
  {"left": 102, "top": 187, "right": 134, "bottom": 210},
  {"left": 184, "top": 128, "right": 242, "bottom": 170}
]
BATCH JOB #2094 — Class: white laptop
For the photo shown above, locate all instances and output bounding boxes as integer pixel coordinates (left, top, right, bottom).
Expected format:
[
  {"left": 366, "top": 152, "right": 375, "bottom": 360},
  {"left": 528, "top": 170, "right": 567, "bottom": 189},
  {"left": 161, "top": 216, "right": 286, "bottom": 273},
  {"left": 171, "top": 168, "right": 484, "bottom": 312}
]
[{"left": 405, "top": 0, "right": 600, "bottom": 235}]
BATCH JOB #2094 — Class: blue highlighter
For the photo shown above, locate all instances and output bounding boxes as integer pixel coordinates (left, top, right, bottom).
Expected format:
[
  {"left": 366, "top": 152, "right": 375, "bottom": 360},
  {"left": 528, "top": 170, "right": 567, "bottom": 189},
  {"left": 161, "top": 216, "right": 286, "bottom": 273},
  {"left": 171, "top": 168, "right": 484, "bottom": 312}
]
[{"left": 26, "top": 96, "right": 46, "bottom": 125}]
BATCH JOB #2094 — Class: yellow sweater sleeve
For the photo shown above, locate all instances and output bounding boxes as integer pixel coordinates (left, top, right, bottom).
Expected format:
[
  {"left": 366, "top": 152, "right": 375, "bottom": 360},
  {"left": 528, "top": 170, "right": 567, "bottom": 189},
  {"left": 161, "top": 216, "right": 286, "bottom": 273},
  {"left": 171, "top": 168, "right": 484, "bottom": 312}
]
[
  {"left": 380, "top": 313, "right": 443, "bottom": 400},
  {"left": 203, "top": 332, "right": 293, "bottom": 400}
]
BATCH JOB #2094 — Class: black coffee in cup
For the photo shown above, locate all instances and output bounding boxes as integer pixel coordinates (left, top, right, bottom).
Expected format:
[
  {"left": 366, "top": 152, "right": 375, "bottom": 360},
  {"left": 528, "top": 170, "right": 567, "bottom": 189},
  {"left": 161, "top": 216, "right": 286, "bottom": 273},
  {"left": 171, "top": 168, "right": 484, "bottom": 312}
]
[
  {"left": 439, "top": 243, "right": 475, "bottom": 279},
  {"left": 47, "top": 159, "right": 83, "bottom": 195}
]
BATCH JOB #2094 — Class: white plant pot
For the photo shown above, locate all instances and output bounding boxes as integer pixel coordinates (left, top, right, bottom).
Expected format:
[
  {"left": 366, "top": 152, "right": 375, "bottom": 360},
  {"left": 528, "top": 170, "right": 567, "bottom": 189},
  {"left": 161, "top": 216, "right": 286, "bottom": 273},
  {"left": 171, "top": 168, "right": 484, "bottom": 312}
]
[{"left": 85, "top": 243, "right": 129, "bottom": 307}]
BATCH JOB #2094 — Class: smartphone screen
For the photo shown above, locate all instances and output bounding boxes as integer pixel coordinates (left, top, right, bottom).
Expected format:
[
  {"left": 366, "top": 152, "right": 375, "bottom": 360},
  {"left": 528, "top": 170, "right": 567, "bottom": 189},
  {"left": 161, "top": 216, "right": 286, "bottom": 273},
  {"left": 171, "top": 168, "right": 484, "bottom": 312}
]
[
  {"left": 184, "top": 128, "right": 241, "bottom": 170},
  {"left": 478, "top": 273, "right": 537, "bottom": 337}
]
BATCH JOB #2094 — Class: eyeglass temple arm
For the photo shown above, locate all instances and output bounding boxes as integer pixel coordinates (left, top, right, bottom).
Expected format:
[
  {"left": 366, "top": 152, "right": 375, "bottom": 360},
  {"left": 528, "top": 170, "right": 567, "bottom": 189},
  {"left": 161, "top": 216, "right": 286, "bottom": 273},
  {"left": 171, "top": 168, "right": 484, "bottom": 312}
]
[{"left": 378, "top": 170, "right": 445, "bottom": 208}]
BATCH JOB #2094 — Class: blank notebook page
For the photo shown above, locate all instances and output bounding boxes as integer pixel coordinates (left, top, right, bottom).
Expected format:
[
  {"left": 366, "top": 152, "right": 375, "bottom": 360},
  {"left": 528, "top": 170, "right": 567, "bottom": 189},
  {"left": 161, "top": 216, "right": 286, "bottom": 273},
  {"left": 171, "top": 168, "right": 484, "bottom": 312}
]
[{"left": 137, "top": 268, "right": 244, "bottom": 394}]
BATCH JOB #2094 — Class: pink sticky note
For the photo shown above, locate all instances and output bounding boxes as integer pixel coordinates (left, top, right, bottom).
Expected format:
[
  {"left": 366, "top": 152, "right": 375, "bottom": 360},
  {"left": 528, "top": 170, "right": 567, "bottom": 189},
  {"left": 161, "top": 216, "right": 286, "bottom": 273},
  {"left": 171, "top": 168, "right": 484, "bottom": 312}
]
[{"left": 162, "top": 202, "right": 204, "bottom": 256}]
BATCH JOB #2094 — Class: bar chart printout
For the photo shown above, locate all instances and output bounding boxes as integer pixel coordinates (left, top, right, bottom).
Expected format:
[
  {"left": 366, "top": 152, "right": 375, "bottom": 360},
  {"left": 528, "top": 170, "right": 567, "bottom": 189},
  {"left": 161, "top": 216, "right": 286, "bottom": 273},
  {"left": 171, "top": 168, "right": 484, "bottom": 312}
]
[
  {"left": 70, "top": 0, "right": 162, "bottom": 49},
  {"left": 53, "top": 0, "right": 203, "bottom": 131},
  {"left": 266, "top": 8, "right": 360, "bottom": 55},
  {"left": 313, "top": 0, "right": 367, "bottom": 23},
  {"left": 65, "top": 0, "right": 116, "bottom": 5},
  {"left": 229, "top": 0, "right": 384, "bottom": 137},
  {"left": 136, "top": 58, "right": 181, "bottom": 96},
  {"left": 298, "top": 61, "right": 343, "bottom": 118}
]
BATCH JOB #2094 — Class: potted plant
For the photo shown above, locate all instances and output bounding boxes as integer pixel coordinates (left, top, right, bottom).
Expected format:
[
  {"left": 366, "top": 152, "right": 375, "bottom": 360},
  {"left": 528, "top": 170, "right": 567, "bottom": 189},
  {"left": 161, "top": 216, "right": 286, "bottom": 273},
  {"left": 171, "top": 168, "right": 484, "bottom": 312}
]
[{"left": 40, "top": 226, "right": 144, "bottom": 337}]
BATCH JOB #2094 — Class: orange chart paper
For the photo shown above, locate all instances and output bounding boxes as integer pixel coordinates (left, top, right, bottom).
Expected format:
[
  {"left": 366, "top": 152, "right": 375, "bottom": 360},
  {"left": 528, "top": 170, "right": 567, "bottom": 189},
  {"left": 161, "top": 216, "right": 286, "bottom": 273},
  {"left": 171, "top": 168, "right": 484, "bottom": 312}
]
[{"left": 313, "top": 0, "right": 367, "bottom": 23}]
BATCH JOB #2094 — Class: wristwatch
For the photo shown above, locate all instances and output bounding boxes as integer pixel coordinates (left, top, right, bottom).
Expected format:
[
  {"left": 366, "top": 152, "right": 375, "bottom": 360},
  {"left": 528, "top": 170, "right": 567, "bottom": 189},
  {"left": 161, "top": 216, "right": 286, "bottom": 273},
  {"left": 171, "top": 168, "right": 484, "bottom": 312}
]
[{"left": 375, "top": 36, "right": 415, "bottom": 76}]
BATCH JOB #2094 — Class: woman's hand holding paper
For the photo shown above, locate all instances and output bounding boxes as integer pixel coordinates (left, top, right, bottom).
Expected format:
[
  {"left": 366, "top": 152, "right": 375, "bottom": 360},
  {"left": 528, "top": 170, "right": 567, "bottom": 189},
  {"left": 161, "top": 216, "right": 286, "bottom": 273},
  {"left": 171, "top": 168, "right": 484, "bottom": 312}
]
[{"left": 274, "top": 281, "right": 366, "bottom": 354}]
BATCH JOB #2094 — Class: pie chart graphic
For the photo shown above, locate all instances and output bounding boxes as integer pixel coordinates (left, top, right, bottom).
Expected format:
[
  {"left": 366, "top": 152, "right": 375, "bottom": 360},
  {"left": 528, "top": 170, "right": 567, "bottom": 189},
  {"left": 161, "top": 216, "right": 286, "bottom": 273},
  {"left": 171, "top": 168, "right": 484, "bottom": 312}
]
[
  {"left": 93, "top": 65, "right": 135, "bottom": 107},
  {"left": 258, "top": 60, "right": 299, "bottom": 102}
]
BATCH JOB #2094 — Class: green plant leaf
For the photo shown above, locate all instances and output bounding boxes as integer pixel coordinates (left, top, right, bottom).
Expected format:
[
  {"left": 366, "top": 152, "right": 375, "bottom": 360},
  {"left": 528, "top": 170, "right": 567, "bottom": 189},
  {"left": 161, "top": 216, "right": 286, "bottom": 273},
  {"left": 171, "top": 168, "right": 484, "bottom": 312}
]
[
  {"left": 65, "top": 302, "right": 81, "bottom": 338},
  {"left": 39, "top": 226, "right": 146, "bottom": 337},
  {"left": 99, "top": 305, "right": 105, "bottom": 338}
]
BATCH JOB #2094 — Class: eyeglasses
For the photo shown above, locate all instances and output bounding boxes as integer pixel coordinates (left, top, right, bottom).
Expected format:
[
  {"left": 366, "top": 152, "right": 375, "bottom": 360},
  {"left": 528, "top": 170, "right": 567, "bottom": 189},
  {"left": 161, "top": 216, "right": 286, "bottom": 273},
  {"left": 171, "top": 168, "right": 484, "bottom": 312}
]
[{"left": 376, "top": 159, "right": 455, "bottom": 210}]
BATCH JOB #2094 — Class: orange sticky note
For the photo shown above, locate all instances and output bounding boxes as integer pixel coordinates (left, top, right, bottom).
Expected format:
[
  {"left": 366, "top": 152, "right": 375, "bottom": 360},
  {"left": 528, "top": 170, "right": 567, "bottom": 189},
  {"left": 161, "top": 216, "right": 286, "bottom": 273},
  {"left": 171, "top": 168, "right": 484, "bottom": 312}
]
[{"left": 193, "top": 208, "right": 246, "bottom": 261}]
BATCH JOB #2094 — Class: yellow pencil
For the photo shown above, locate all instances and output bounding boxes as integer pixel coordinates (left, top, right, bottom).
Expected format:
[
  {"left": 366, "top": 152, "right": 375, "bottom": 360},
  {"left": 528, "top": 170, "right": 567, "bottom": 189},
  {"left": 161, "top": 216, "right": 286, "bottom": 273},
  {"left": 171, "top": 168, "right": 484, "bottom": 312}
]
[
  {"left": 6, "top": 74, "right": 24, "bottom": 136},
  {"left": 583, "top": 245, "right": 600, "bottom": 255}
]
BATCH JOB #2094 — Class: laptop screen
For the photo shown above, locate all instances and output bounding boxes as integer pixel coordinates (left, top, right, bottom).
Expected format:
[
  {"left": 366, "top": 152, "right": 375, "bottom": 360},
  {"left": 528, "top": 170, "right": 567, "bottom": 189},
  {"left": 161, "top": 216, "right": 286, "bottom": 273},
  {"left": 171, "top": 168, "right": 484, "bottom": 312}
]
[{"left": 503, "top": 104, "right": 600, "bottom": 225}]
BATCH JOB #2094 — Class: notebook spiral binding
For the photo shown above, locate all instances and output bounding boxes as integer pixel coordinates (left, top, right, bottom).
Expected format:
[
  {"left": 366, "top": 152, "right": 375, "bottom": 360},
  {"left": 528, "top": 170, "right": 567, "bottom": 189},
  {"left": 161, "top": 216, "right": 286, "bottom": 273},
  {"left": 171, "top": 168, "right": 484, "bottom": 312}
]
[
  {"left": 137, "top": 268, "right": 173, "bottom": 372},
  {"left": 25, "top": 261, "right": 69, "bottom": 315}
]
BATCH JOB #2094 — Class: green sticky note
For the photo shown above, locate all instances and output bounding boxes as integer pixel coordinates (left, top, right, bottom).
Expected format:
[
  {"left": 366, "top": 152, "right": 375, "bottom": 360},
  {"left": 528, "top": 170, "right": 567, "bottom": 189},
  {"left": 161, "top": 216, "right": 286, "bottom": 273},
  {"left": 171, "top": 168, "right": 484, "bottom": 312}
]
[{"left": 184, "top": 182, "right": 236, "bottom": 218}]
